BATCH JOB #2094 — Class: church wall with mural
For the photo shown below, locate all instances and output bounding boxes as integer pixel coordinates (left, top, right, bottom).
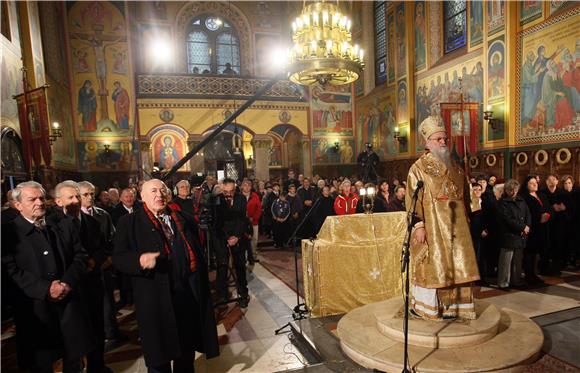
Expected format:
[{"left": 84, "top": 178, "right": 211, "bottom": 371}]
[{"left": 356, "top": 1, "right": 580, "bottom": 183}]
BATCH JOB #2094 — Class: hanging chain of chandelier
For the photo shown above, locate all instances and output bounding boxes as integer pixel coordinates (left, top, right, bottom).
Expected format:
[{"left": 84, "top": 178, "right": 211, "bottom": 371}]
[{"left": 287, "top": 1, "right": 365, "bottom": 86}]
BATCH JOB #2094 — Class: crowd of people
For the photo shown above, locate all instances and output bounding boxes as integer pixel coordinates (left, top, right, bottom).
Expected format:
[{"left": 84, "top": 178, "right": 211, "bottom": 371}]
[
  {"left": 2, "top": 159, "right": 580, "bottom": 371},
  {"left": 468, "top": 173, "right": 580, "bottom": 290}
]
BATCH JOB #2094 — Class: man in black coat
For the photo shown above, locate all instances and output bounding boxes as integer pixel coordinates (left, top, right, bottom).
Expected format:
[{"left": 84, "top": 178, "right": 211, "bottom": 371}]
[
  {"left": 113, "top": 179, "right": 219, "bottom": 373},
  {"left": 78, "top": 181, "right": 126, "bottom": 346},
  {"left": 214, "top": 178, "right": 251, "bottom": 308},
  {"left": 283, "top": 169, "right": 298, "bottom": 193},
  {"left": 2, "top": 181, "right": 95, "bottom": 373},
  {"left": 50, "top": 181, "right": 111, "bottom": 373},
  {"left": 496, "top": 179, "right": 531, "bottom": 290},
  {"left": 357, "top": 143, "right": 379, "bottom": 183},
  {"left": 110, "top": 188, "right": 136, "bottom": 226},
  {"left": 297, "top": 178, "right": 318, "bottom": 238}
]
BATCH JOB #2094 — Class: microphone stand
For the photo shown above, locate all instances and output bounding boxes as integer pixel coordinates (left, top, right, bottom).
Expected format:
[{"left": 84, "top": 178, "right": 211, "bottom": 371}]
[
  {"left": 274, "top": 195, "right": 322, "bottom": 335},
  {"left": 400, "top": 181, "right": 423, "bottom": 373}
]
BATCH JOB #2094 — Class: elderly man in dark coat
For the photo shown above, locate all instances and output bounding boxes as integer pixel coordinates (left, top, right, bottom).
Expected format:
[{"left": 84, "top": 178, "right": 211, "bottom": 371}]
[
  {"left": 2, "top": 181, "right": 94, "bottom": 373},
  {"left": 113, "top": 179, "right": 218, "bottom": 373}
]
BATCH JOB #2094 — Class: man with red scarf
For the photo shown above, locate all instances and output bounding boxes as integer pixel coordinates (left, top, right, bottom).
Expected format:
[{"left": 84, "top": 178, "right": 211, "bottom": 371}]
[
  {"left": 334, "top": 179, "right": 359, "bottom": 215},
  {"left": 113, "top": 179, "right": 218, "bottom": 373}
]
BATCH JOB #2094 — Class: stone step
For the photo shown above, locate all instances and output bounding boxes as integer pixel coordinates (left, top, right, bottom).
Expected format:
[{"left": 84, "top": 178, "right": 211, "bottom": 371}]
[
  {"left": 337, "top": 298, "right": 543, "bottom": 373},
  {"left": 375, "top": 299, "right": 501, "bottom": 348}
]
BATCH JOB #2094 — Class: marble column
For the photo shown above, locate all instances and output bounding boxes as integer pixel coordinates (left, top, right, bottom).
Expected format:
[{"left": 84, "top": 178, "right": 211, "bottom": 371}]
[
  {"left": 251, "top": 135, "right": 272, "bottom": 181},
  {"left": 301, "top": 137, "right": 312, "bottom": 177}
]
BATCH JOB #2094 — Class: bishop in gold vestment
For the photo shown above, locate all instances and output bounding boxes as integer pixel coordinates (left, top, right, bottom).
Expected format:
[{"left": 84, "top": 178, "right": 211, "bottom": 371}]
[{"left": 405, "top": 116, "right": 479, "bottom": 320}]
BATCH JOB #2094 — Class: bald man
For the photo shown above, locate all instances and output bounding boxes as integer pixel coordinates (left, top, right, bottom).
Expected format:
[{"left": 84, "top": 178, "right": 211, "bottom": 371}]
[{"left": 113, "top": 179, "right": 218, "bottom": 373}]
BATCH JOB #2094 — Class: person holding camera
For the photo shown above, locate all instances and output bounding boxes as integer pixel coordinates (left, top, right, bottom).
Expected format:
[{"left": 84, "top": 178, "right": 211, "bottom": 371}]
[
  {"left": 357, "top": 143, "right": 379, "bottom": 183},
  {"left": 214, "top": 179, "right": 251, "bottom": 308}
]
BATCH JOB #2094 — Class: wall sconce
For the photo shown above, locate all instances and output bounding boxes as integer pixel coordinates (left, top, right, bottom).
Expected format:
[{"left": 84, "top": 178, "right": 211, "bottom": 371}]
[
  {"left": 393, "top": 126, "right": 406, "bottom": 144},
  {"left": 48, "top": 122, "right": 62, "bottom": 145},
  {"left": 333, "top": 141, "right": 340, "bottom": 152},
  {"left": 484, "top": 105, "right": 497, "bottom": 131},
  {"left": 359, "top": 186, "right": 375, "bottom": 214},
  {"left": 103, "top": 140, "right": 111, "bottom": 152}
]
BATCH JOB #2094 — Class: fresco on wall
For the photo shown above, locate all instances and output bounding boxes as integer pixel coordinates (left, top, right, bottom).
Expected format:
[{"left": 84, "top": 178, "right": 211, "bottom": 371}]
[
  {"left": 549, "top": 0, "right": 575, "bottom": 16},
  {"left": 356, "top": 93, "right": 398, "bottom": 158},
  {"left": 488, "top": 37, "right": 505, "bottom": 101},
  {"left": 397, "top": 79, "right": 409, "bottom": 123},
  {"left": 68, "top": 1, "right": 132, "bottom": 138},
  {"left": 395, "top": 3, "right": 407, "bottom": 79},
  {"left": 78, "top": 140, "right": 135, "bottom": 171},
  {"left": 28, "top": 2, "right": 46, "bottom": 87},
  {"left": 312, "top": 139, "right": 355, "bottom": 165},
  {"left": 386, "top": 7, "right": 395, "bottom": 84},
  {"left": 0, "top": 48, "right": 23, "bottom": 128},
  {"left": 39, "top": 2, "right": 68, "bottom": 86},
  {"left": 415, "top": 56, "right": 484, "bottom": 152},
  {"left": 267, "top": 134, "right": 283, "bottom": 167},
  {"left": 311, "top": 84, "right": 353, "bottom": 137},
  {"left": 469, "top": 1, "right": 484, "bottom": 48},
  {"left": 150, "top": 125, "right": 189, "bottom": 171},
  {"left": 487, "top": 0, "right": 505, "bottom": 36},
  {"left": 48, "top": 88, "right": 77, "bottom": 167},
  {"left": 520, "top": 1, "right": 543, "bottom": 25},
  {"left": 3, "top": 0, "right": 20, "bottom": 46},
  {"left": 517, "top": 7, "right": 580, "bottom": 145},
  {"left": 414, "top": 1, "right": 426, "bottom": 71}
]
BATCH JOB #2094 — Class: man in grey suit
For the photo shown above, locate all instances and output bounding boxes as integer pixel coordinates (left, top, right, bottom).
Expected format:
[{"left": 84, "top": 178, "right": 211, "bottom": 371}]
[{"left": 79, "top": 181, "right": 125, "bottom": 345}]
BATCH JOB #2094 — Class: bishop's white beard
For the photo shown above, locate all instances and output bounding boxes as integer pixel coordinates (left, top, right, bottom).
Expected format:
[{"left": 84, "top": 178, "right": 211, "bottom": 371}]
[{"left": 430, "top": 146, "right": 451, "bottom": 168}]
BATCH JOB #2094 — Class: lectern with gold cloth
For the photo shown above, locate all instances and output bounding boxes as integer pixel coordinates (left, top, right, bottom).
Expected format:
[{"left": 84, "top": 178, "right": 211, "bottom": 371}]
[{"left": 302, "top": 212, "right": 407, "bottom": 318}]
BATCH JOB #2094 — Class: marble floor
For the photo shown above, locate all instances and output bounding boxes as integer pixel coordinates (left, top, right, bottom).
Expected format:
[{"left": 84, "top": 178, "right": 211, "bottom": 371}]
[{"left": 1, "top": 248, "right": 579, "bottom": 373}]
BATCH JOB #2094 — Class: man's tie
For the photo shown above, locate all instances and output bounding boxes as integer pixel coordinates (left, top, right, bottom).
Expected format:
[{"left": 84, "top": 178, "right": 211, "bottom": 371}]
[{"left": 158, "top": 216, "right": 174, "bottom": 246}]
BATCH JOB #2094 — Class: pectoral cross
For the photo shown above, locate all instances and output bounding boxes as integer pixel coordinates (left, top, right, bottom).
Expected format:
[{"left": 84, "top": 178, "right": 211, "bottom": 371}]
[{"left": 369, "top": 268, "right": 380, "bottom": 280}]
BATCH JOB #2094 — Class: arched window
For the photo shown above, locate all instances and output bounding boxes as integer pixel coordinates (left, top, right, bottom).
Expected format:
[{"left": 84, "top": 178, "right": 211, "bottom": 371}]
[
  {"left": 444, "top": 0, "right": 467, "bottom": 54},
  {"left": 186, "top": 15, "right": 241, "bottom": 74}
]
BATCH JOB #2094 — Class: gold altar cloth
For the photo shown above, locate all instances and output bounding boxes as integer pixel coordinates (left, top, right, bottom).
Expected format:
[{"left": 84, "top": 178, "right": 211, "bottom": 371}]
[{"left": 302, "top": 212, "right": 407, "bottom": 318}]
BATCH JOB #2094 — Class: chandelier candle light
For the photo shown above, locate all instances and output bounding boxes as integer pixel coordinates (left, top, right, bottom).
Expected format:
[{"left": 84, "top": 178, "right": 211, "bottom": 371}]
[{"left": 288, "top": 1, "right": 364, "bottom": 86}]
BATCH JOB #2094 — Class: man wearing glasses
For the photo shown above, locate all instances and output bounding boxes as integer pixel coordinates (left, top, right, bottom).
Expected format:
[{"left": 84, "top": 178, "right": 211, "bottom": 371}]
[{"left": 405, "top": 115, "right": 480, "bottom": 320}]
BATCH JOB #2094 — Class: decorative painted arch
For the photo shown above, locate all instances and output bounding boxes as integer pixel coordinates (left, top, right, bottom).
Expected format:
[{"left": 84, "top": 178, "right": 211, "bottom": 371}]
[
  {"left": 202, "top": 123, "right": 255, "bottom": 137},
  {"left": 175, "top": 2, "right": 253, "bottom": 75},
  {"left": 267, "top": 124, "right": 304, "bottom": 140},
  {"left": 147, "top": 123, "right": 189, "bottom": 171}
]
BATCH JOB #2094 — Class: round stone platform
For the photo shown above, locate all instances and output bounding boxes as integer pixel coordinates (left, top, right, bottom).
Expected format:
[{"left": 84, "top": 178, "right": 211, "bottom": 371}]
[
  {"left": 375, "top": 300, "right": 501, "bottom": 348},
  {"left": 337, "top": 298, "right": 543, "bottom": 373}
]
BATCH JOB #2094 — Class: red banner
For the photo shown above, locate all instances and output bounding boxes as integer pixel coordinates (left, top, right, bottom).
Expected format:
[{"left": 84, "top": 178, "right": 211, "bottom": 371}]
[
  {"left": 15, "top": 86, "right": 51, "bottom": 169},
  {"left": 439, "top": 102, "right": 480, "bottom": 158}
]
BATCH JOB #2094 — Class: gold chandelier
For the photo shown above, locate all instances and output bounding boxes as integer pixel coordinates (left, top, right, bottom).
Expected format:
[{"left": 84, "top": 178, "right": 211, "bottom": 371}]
[{"left": 288, "top": 1, "right": 364, "bottom": 86}]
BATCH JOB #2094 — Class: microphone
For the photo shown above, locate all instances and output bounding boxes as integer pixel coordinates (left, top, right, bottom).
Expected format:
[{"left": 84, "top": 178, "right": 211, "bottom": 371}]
[{"left": 413, "top": 180, "right": 424, "bottom": 199}]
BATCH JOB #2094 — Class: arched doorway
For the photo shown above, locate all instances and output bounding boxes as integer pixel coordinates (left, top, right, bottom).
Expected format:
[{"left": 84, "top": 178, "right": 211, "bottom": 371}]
[
  {"left": 1, "top": 127, "right": 28, "bottom": 197},
  {"left": 267, "top": 124, "right": 305, "bottom": 178},
  {"left": 202, "top": 124, "right": 254, "bottom": 180}
]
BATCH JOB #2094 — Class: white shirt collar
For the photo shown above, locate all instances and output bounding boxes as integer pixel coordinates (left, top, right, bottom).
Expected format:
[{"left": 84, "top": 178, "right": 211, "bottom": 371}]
[{"left": 123, "top": 204, "right": 133, "bottom": 213}]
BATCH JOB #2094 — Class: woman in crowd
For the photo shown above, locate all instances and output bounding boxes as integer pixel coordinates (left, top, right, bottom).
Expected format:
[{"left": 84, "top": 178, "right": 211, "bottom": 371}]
[
  {"left": 560, "top": 175, "right": 578, "bottom": 268},
  {"left": 374, "top": 180, "right": 390, "bottom": 212},
  {"left": 520, "top": 175, "right": 551, "bottom": 285},
  {"left": 271, "top": 191, "right": 290, "bottom": 248}
]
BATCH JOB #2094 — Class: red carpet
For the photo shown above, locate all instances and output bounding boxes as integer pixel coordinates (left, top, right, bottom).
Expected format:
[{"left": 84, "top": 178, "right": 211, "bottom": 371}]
[{"left": 258, "top": 246, "right": 304, "bottom": 297}]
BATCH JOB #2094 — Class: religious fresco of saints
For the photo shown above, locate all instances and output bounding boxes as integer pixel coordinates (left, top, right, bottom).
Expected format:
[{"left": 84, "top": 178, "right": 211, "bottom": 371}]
[
  {"left": 487, "top": 0, "right": 505, "bottom": 36},
  {"left": 488, "top": 38, "right": 505, "bottom": 101},
  {"left": 77, "top": 79, "right": 97, "bottom": 132},
  {"left": 415, "top": 58, "right": 484, "bottom": 152},
  {"left": 519, "top": 1, "right": 542, "bottom": 25},
  {"left": 517, "top": 8, "right": 579, "bottom": 144},
  {"left": 311, "top": 85, "right": 353, "bottom": 137},
  {"left": 112, "top": 81, "right": 130, "bottom": 129},
  {"left": 395, "top": 3, "right": 407, "bottom": 78},
  {"left": 469, "top": 1, "right": 483, "bottom": 48},
  {"left": 414, "top": 1, "right": 426, "bottom": 71},
  {"left": 397, "top": 80, "right": 408, "bottom": 123},
  {"left": 153, "top": 133, "right": 186, "bottom": 171}
]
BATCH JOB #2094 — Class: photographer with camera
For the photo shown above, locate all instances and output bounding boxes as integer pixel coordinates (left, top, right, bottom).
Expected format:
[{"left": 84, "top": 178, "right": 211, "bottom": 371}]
[
  {"left": 214, "top": 179, "right": 251, "bottom": 308},
  {"left": 357, "top": 143, "right": 379, "bottom": 183}
]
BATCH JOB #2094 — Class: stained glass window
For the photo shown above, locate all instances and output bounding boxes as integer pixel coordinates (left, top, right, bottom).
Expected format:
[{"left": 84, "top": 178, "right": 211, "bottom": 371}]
[
  {"left": 186, "top": 15, "right": 241, "bottom": 74},
  {"left": 374, "top": 1, "right": 387, "bottom": 85},
  {"left": 444, "top": 0, "right": 467, "bottom": 54}
]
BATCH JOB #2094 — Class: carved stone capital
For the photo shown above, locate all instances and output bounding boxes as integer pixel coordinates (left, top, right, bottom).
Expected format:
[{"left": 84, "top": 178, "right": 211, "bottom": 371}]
[{"left": 252, "top": 139, "right": 273, "bottom": 149}]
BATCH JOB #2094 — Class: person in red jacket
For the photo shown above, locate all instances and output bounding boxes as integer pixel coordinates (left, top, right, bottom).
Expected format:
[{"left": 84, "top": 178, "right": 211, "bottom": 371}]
[
  {"left": 241, "top": 180, "right": 262, "bottom": 269},
  {"left": 334, "top": 179, "right": 359, "bottom": 215}
]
